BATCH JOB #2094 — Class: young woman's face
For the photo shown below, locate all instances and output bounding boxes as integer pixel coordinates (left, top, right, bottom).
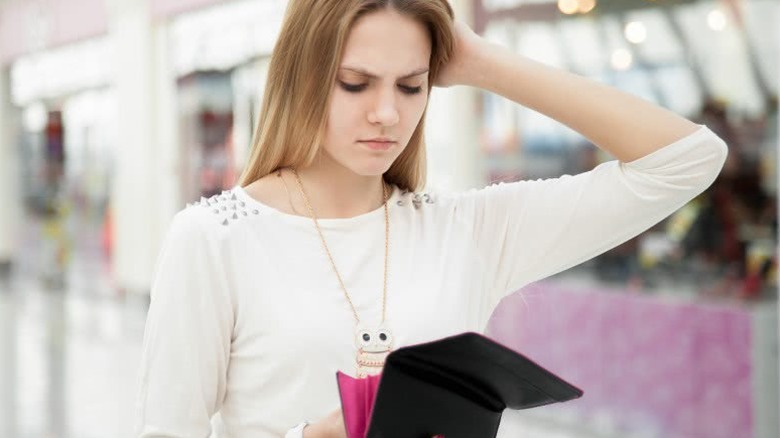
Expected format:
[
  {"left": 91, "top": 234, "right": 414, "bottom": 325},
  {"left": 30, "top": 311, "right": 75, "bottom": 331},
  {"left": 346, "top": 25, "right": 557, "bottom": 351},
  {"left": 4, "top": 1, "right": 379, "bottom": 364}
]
[{"left": 321, "top": 8, "right": 431, "bottom": 177}]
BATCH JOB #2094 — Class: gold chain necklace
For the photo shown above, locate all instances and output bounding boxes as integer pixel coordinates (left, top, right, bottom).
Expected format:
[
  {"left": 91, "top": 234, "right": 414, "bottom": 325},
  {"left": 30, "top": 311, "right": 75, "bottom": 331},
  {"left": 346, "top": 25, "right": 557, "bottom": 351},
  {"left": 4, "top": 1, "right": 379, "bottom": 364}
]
[{"left": 290, "top": 168, "right": 393, "bottom": 377}]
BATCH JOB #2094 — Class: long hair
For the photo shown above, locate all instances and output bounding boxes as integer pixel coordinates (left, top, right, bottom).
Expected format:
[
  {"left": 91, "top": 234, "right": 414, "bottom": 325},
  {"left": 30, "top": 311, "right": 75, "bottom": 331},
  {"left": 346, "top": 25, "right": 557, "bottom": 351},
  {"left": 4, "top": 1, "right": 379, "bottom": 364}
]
[{"left": 238, "top": 0, "right": 455, "bottom": 192}]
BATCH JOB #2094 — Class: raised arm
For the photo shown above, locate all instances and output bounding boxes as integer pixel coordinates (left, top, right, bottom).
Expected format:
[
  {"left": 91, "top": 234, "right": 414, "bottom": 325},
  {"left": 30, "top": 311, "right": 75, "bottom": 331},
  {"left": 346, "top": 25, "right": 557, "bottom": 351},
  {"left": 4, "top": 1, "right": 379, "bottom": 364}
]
[
  {"left": 437, "top": 22, "right": 727, "bottom": 306},
  {"left": 436, "top": 21, "right": 701, "bottom": 162}
]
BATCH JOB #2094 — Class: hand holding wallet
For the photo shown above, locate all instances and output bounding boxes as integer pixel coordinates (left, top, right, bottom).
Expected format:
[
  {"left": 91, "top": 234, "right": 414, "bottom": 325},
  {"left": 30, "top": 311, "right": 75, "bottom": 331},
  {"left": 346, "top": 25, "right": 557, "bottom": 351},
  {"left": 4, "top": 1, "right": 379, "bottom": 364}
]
[{"left": 336, "top": 332, "right": 583, "bottom": 438}]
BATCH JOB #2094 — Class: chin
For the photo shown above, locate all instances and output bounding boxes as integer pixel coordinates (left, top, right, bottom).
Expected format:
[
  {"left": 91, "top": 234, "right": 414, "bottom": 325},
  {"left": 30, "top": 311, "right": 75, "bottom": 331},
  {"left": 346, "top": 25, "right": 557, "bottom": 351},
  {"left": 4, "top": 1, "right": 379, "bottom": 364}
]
[
  {"left": 345, "top": 161, "right": 394, "bottom": 177},
  {"left": 351, "top": 165, "right": 391, "bottom": 177}
]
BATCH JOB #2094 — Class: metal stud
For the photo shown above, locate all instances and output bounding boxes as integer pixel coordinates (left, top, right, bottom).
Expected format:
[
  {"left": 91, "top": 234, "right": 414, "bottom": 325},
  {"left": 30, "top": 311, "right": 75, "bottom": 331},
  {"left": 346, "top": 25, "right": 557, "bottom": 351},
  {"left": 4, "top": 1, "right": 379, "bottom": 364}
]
[
  {"left": 252, "top": 210, "right": 259, "bottom": 215},
  {"left": 213, "top": 209, "right": 219, "bottom": 214},
  {"left": 222, "top": 219, "right": 229, "bottom": 226},
  {"left": 397, "top": 200, "right": 405, "bottom": 206},
  {"left": 221, "top": 206, "right": 227, "bottom": 211},
  {"left": 231, "top": 193, "right": 238, "bottom": 201},
  {"left": 239, "top": 201, "right": 245, "bottom": 207},
  {"left": 232, "top": 212, "right": 238, "bottom": 220},
  {"left": 241, "top": 211, "right": 248, "bottom": 216}
]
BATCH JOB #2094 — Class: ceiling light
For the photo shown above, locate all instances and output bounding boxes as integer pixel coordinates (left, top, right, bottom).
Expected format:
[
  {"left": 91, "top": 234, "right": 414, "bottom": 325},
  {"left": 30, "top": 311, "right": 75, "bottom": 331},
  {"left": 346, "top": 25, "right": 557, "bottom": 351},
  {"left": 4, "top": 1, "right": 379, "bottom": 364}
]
[
  {"left": 624, "top": 21, "right": 647, "bottom": 44},
  {"left": 558, "top": 0, "right": 579, "bottom": 15},
  {"left": 578, "top": 0, "right": 597, "bottom": 14},
  {"left": 611, "top": 49, "right": 633, "bottom": 71}
]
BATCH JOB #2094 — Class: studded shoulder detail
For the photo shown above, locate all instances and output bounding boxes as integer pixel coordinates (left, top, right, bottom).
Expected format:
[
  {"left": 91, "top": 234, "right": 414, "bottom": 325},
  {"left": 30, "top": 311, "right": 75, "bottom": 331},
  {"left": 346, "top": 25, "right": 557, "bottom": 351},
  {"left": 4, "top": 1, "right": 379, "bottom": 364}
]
[
  {"left": 395, "top": 189, "right": 435, "bottom": 209},
  {"left": 185, "top": 189, "right": 260, "bottom": 226}
]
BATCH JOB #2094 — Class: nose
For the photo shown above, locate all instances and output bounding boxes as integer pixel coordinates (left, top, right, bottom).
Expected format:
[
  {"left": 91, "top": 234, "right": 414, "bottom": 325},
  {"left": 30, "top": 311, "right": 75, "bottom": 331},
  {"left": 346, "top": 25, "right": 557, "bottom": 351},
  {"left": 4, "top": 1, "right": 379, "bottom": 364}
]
[{"left": 368, "top": 87, "right": 399, "bottom": 127}]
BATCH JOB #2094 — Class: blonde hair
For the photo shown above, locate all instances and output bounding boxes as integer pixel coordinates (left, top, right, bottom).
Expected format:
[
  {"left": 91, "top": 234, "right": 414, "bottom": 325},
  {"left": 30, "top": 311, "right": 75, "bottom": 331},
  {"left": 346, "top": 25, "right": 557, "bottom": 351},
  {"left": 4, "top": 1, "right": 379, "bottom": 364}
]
[{"left": 238, "top": 0, "right": 455, "bottom": 192}]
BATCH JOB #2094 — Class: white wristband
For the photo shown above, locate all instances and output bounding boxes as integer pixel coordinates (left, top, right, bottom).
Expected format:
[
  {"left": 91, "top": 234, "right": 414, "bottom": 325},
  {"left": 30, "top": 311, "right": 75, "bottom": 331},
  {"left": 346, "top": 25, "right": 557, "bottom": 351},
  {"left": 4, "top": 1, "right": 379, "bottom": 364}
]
[{"left": 284, "top": 422, "right": 309, "bottom": 438}]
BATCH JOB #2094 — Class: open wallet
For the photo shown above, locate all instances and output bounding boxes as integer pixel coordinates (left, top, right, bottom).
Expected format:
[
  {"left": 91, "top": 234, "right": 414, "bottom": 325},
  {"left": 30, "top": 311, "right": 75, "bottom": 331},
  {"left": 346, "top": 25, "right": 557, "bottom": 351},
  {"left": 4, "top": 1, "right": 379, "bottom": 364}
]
[{"left": 335, "top": 332, "right": 584, "bottom": 438}]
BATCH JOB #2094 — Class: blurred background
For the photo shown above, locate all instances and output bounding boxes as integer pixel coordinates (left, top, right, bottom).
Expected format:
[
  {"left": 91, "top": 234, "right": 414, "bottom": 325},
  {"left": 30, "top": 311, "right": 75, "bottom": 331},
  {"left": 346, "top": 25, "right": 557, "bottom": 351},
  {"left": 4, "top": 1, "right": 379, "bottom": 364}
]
[{"left": 0, "top": 0, "right": 776, "bottom": 437}]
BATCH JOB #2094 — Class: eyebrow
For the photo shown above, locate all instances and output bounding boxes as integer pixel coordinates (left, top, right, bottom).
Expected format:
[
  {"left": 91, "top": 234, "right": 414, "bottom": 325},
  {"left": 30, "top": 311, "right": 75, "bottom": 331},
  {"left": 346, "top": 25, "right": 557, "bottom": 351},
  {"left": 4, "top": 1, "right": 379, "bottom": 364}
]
[{"left": 339, "top": 66, "right": 429, "bottom": 80}]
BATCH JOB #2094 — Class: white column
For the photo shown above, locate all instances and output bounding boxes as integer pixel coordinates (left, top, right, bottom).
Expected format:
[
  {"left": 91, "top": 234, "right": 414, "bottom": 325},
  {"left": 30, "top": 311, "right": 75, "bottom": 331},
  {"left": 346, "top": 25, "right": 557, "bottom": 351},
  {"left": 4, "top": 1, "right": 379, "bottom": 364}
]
[
  {"left": 426, "top": 0, "right": 482, "bottom": 191},
  {"left": 152, "top": 24, "right": 183, "bottom": 263},
  {"left": 0, "top": 286, "right": 17, "bottom": 435},
  {"left": 0, "top": 64, "right": 20, "bottom": 437},
  {"left": 107, "top": 0, "right": 180, "bottom": 295},
  {"left": 0, "top": 67, "right": 20, "bottom": 275}
]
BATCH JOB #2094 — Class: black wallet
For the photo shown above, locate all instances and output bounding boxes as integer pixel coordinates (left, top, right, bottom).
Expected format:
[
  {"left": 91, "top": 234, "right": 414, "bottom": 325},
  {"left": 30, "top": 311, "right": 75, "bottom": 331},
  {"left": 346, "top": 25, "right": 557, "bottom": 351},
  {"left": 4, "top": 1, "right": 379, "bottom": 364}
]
[{"left": 365, "top": 332, "right": 583, "bottom": 438}]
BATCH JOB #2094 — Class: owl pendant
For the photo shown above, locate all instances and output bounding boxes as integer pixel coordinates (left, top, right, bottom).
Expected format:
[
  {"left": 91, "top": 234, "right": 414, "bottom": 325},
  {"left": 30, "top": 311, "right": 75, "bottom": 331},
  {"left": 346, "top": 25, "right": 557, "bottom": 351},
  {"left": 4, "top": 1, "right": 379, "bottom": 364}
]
[{"left": 354, "top": 323, "right": 394, "bottom": 378}]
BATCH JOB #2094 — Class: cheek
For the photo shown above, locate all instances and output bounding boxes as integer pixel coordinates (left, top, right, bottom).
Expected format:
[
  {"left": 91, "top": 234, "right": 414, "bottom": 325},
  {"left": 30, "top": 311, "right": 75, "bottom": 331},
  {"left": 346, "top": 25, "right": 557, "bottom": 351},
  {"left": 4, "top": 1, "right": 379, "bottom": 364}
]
[
  {"left": 403, "top": 95, "right": 428, "bottom": 132},
  {"left": 326, "top": 93, "right": 362, "bottom": 136}
]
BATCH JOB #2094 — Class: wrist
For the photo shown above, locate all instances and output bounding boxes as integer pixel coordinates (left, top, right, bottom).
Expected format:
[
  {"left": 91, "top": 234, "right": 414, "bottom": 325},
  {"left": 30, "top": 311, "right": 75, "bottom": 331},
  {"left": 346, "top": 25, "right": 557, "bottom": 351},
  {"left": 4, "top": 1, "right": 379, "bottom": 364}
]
[
  {"left": 463, "top": 40, "right": 512, "bottom": 90},
  {"left": 286, "top": 422, "right": 311, "bottom": 438},
  {"left": 301, "top": 421, "right": 327, "bottom": 438}
]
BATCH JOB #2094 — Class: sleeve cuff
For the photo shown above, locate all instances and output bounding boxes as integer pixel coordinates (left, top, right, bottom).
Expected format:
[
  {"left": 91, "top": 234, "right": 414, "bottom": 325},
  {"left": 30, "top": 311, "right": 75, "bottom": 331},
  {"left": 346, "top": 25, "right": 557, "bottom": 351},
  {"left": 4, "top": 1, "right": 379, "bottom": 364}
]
[
  {"left": 284, "top": 422, "right": 309, "bottom": 438},
  {"left": 624, "top": 124, "right": 715, "bottom": 169}
]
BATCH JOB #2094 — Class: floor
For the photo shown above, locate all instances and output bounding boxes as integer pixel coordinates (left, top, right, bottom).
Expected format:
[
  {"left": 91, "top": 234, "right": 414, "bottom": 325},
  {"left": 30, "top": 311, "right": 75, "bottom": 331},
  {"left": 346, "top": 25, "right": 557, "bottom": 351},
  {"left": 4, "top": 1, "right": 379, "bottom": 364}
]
[{"left": 0, "top": 213, "right": 147, "bottom": 438}]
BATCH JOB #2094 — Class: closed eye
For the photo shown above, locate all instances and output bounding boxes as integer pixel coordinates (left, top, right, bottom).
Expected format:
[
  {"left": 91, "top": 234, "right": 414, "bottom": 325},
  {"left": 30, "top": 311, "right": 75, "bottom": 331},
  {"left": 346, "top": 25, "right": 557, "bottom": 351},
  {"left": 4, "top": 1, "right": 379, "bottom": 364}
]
[
  {"left": 338, "top": 81, "right": 423, "bottom": 95},
  {"left": 398, "top": 85, "right": 422, "bottom": 95},
  {"left": 339, "top": 81, "right": 367, "bottom": 93}
]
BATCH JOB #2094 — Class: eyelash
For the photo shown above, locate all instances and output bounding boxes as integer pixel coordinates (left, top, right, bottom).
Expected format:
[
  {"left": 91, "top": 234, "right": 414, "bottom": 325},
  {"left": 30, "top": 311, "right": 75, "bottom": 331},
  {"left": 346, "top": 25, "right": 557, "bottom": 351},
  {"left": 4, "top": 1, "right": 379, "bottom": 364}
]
[{"left": 339, "top": 81, "right": 422, "bottom": 95}]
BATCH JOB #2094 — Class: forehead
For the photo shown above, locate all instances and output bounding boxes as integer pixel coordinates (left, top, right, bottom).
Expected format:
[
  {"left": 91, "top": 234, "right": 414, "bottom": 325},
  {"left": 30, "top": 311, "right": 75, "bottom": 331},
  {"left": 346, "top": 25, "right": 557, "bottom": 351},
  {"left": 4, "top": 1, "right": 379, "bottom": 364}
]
[{"left": 340, "top": 9, "right": 432, "bottom": 78}]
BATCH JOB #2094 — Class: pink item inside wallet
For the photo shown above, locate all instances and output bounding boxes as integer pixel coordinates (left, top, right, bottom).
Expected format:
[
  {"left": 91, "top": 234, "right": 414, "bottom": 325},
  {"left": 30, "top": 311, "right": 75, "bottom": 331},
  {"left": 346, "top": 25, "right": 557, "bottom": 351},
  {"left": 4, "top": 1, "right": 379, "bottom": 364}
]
[{"left": 336, "top": 371, "right": 383, "bottom": 438}]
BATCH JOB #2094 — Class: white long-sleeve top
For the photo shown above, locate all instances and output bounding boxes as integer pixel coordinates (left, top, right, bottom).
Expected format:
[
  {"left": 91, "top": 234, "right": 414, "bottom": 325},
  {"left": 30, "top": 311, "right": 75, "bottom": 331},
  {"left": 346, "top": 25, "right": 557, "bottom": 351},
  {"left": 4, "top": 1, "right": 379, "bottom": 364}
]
[{"left": 134, "top": 125, "right": 727, "bottom": 437}]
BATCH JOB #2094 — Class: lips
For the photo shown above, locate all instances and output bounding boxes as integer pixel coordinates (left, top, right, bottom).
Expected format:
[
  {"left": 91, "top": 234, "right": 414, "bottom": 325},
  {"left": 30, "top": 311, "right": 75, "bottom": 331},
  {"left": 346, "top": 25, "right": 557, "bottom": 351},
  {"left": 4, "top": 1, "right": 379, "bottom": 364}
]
[{"left": 359, "top": 139, "right": 396, "bottom": 151}]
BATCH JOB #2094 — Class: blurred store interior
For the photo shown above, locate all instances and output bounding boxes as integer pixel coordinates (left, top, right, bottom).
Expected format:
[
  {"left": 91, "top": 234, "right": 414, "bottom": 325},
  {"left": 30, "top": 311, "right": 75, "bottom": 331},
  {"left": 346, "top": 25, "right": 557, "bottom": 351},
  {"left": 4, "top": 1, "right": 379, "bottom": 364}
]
[{"left": 0, "top": 0, "right": 777, "bottom": 437}]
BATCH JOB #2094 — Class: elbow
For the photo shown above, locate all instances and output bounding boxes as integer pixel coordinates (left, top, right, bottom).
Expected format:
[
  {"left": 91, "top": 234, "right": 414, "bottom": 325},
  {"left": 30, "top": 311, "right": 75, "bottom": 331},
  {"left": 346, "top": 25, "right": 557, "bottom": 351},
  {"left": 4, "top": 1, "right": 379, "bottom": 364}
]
[
  {"left": 674, "top": 133, "right": 729, "bottom": 204},
  {"left": 702, "top": 133, "right": 729, "bottom": 188},
  {"left": 713, "top": 133, "right": 729, "bottom": 170},
  {"left": 620, "top": 126, "right": 730, "bottom": 203},
  {"left": 677, "top": 125, "right": 729, "bottom": 195},
  {"left": 662, "top": 130, "right": 729, "bottom": 200}
]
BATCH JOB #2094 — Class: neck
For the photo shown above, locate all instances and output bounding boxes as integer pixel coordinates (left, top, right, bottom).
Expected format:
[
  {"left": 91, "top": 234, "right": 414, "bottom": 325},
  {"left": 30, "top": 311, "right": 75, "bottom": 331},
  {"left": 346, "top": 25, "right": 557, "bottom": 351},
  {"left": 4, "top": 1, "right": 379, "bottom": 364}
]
[{"left": 291, "top": 159, "right": 388, "bottom": 219}]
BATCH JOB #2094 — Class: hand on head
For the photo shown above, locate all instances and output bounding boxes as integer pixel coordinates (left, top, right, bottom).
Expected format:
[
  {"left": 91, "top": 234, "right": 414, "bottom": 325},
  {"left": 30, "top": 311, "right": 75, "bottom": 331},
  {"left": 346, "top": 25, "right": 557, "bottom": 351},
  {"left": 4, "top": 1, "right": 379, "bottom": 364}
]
[{"left": 434, "top": 20, "right": 483, "bottom": 88}]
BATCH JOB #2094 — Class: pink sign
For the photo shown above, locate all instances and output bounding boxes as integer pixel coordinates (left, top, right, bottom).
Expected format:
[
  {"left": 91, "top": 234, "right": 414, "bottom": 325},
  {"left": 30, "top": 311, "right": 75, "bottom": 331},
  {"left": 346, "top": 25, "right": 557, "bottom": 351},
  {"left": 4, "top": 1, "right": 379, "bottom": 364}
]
[
  {"left": 0, "top": 0, "right": 227, "bottom": 65},
  {"left": 0, "top": 0, "right": 107, "bottom": 65},
  {"left": 151, "top": 0, "right": 229, "bottom": 20},
  {"left": 488, "top": 282, "right": 753, "bottom": 437}
]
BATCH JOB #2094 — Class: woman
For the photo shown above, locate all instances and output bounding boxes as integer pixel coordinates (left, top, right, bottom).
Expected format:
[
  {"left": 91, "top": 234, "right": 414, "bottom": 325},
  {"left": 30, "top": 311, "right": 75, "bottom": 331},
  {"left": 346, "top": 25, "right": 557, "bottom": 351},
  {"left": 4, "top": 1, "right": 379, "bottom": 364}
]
[{"left": 134, "top": 0, "right": 728, "bottom": 437}]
